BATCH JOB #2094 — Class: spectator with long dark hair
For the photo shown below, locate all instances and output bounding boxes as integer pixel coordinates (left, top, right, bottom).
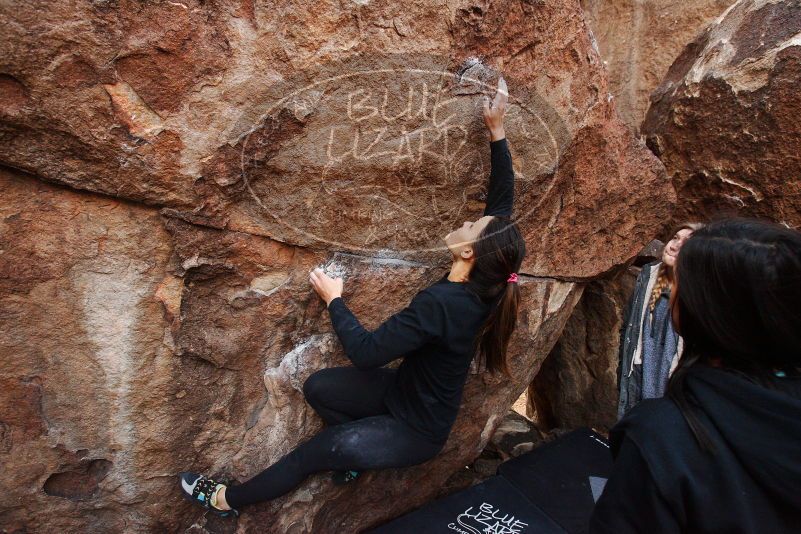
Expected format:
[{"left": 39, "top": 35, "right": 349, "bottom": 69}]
[{"left": 591, "top": 218, "right": 801, "bottom": 532}]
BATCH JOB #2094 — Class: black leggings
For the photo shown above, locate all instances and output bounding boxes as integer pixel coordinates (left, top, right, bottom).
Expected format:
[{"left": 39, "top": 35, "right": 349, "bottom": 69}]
[{"left": 224, "top": 366, "right": 446, "bottom": 509}]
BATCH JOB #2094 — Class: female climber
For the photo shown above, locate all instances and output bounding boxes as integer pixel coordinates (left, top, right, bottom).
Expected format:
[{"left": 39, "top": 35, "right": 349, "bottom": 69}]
[
  {"left": 177, "top": 77, "right": 527, "bottom": 517},
  {"left": 617, "top": 222, "right": 704, "bottom": 419}
]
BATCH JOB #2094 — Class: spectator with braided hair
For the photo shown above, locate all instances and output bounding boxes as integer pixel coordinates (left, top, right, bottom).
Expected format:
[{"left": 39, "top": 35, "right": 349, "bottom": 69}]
[
  {"left": 617, "top": 222, "right": 704, "bottom": 418},
  {"left": 591, "top": 218, "right": 801, "bottom": 532}
]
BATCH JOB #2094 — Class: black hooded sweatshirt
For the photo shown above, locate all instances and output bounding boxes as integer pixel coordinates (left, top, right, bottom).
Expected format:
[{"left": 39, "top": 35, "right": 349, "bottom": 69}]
[{"left": 590, "top": 364, "right": 801, "bottom": 533}]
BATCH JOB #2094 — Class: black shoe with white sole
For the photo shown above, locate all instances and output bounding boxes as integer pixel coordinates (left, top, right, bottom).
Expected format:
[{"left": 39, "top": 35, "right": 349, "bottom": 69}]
[{"left": 178, "top": 472, "right": 239, "bottom": 517}]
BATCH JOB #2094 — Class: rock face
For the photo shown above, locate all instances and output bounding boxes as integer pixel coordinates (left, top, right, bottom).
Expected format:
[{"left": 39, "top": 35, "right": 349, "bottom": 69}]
[
  {"left": 581, "top": 0, "right": 735, "bottom": 131},
  {"left": 642, "top": 0, "right": 801, "bottom": 227},
  {"left": 0, "top": 1, "right": 671, "bottom": 532},
  {"left": 528, "top": 269, "right": 639, "bottom": 434},
  {"left": 1, "top": 0, "right": 669, "bottom": 279},
  {"left": 0, "top": 168, "right": 177, "bottom": 531},
  {"left": 0, "top": 165, "right": 584, "bottom": 533}
]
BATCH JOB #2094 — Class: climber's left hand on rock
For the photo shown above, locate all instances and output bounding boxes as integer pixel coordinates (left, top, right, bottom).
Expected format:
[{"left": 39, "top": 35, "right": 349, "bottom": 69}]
[
  {"left": 483, "top": 76, "right": 508, "bottom": 142},
  {"left": 309, "top": 267, "right": 343, "bottom": 307}
]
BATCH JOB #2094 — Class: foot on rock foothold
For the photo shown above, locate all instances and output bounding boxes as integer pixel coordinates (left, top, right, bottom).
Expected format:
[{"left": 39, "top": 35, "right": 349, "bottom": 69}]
[{"left": 178, "top": 471, "right": 239, "bottom": 518}]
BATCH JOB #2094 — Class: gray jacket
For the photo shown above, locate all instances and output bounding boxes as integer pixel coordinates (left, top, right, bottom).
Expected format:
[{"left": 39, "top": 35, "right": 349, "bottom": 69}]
[{"left": 617, "top": 261, "right": 684, "bottom": 419}]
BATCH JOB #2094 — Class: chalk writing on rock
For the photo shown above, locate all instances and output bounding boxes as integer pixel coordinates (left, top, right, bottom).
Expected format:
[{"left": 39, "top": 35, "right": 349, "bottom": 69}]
[
  {"left": 237, "top": 55, "right": 567, "bottom": 254},
  {"left": 450, "top": 501, "right": 530, "bottom": 534}
]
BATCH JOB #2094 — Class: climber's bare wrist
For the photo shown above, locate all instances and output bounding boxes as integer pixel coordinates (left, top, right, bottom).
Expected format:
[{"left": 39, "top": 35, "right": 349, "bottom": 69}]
[{"left": 489, "top": 127, "right": 506, "bottom": 142}]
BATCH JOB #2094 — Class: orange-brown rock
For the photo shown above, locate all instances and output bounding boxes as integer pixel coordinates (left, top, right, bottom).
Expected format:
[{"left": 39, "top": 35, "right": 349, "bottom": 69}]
[
  {"left": 582, "top": 0, "right": 735, "bottom": 131},
  {"left": 529, "top": 269, "right": 638, "bottom": 434},
  {"left": 642, "top": 0, "right": 801, "bottom": 227},
  {"left": 0, "top": 166, "right": 584, "bottom": 532},
  {"left": 0, "top": 0, "right": 673, "bottom": 531},
  {"left": 0, "top": 0, "right": 669, "bottom": 279}
]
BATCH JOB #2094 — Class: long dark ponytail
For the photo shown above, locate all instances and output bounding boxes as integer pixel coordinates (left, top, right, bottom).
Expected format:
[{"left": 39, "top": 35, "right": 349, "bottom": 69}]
[
  {"left": 466, "top": 215, "right": 526, "bottom": 377},
  {"left": 668, "top": 218, "right": 801, "bottom": 451}
]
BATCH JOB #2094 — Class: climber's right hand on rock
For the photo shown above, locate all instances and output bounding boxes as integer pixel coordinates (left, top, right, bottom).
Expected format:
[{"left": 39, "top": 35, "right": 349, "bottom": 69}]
[
  {"left": 482, "top": 76, "right": 507, "bottom": 142},
  {"left": 309, "top": 267, "right": 343, "bottom": 307}
]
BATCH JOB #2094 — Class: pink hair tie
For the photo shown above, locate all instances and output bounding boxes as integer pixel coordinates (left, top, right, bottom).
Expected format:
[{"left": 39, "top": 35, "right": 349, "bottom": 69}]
[{"left": 507, "top": 272, "right": 518, "bottom": 283}]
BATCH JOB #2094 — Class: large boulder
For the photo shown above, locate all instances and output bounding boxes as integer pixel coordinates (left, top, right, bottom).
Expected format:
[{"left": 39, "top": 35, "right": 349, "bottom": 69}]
[
  {"left": 0, "top": 0, "right": 669, "bottom": 279},
  {"left": 0, "top": 166, "right": 582, "bottom": 532},
  {"left": 581, "top": 0, "right": 735, "bottom": 131},
  {"left": 642, "top": 0, "right": 801, "bottom": 227},
  {"left": 0, "top": 0, "right": 671, "bottom": 532}
]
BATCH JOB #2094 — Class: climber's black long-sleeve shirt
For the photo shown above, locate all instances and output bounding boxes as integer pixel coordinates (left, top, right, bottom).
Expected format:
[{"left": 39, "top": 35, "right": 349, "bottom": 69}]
[{"left": 326, "top": 138, "right": 514, "bottom": 444}]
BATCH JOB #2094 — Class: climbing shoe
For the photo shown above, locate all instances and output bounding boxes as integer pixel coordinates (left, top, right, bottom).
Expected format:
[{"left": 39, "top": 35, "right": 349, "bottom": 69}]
[
  {"left": 178, "top": 472, "right": 239, "bottom": 517},
  {"left": 332, "top": 470, "right": 361, "bottom": 485}
]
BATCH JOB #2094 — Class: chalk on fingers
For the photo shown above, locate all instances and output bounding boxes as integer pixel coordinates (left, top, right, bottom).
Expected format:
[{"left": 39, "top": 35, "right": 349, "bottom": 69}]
[
  {"left": 497, "top": 76, "right": 508, "bottom": 96},
  {"left": 493, "top": 78, "right": 508, "bottom": 108}
]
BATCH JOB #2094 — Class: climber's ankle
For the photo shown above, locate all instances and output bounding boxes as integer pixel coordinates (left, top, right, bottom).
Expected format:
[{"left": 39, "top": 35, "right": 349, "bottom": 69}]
[{"left": 212, "top": 484, "right": 231, "bottom": 511}]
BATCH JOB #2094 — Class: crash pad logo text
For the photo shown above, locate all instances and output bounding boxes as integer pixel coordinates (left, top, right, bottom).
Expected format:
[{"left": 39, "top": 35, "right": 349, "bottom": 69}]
[{"left": 448, "top": 501, "right": 529, "bottom": 534}]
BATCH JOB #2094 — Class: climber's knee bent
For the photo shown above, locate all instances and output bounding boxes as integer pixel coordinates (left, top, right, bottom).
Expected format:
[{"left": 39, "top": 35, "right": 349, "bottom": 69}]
[
  {"left": 302, "top": 366, "right": 397, "bottom": 423},
  {"left": 302, "top": 368, "right": 330, "bottom": 407},
  {"left": 302, "top": 367, "right": 375, "bottom": 425}
]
